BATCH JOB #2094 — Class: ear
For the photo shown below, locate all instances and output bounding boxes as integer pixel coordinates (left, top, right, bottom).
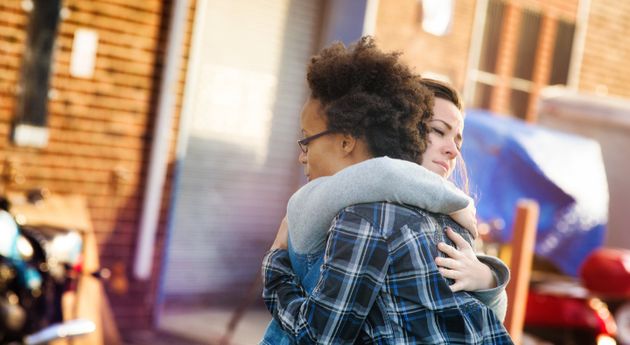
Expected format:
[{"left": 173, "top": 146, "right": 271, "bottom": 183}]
[{"left": 340, "top": 134, "right": 357, "bottom": 156}]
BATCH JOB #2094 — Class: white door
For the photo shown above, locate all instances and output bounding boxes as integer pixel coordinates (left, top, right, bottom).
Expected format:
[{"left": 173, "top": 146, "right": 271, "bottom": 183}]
[{"left": 162, "top": 0, "right": 323, "bottom": 302}]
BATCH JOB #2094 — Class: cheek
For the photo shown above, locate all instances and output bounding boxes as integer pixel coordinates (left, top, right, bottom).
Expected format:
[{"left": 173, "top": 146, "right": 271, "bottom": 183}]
[
  {"left": 424, "top": 137, "right": 438, "bottom": 157},
  {"left": 306, "top": 151, "right": 325, "bottom": 174},
  {"left": 427, "top": 132, "right": 441, "bottom": 145}
]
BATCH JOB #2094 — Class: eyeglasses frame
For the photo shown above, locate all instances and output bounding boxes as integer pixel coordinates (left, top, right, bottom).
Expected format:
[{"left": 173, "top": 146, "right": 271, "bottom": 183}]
[{"left": 297, "top": 129, "right": 335, "bottom": 153}]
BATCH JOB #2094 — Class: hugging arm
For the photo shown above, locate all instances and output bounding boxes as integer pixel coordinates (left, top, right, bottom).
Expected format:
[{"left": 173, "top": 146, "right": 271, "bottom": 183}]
[
  {"left": 287, "top": 157, "right": 474, "bottom": 254},
  {"left": 435, "top": 228, "right": 509, "bottom": 321},
  {"left": 262, "top": 210, "right": 388, "bottom": 344}
]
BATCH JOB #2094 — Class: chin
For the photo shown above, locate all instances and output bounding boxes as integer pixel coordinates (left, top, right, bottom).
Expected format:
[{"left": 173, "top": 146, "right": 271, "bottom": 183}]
[{"left": 428, "top": 166, "right": 446, "bottom": 177}]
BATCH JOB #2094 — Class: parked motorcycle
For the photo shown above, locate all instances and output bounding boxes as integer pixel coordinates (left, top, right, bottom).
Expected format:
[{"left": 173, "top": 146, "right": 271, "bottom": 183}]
[
  {"left": 522, "top": 247, "right": 630, "bottom": 345},
  {"left": 524, "top": 274, "right": 618, "bottom": 345},
  {"left": 479, "top": 219, "right": 624, "bottom": 345},
  {"left": 0, "top": 196, "right": 95, "bottom": 344},
  {"left": 580, "top": 248, "right": 630, "bottom": 345}
]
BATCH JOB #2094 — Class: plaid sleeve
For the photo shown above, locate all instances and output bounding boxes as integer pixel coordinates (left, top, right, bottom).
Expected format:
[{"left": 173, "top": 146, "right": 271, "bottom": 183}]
[{"left": 261, "top": 209, "right": 389, "bottom": 345}]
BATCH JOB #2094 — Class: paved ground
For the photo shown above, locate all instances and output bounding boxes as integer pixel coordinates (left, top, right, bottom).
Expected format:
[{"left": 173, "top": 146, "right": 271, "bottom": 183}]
[
  {"left": 129, "top": 307, "right": 549, "bottom": 345},
  {"left": 123, "top": 329, "right": 209, "bottom": 345},
  {"left": 152, "top": 308, "right": 272, "bottom": 345}
]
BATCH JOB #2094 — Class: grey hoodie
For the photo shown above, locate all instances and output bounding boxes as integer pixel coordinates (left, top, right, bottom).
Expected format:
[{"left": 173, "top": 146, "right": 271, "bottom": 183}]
[{"left": 285, "top": 156, "right": 509, "bottom": 321}]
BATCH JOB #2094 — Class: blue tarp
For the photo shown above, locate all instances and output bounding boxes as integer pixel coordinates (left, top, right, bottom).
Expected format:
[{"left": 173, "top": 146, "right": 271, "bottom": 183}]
[{"left": 462, "top": 110, "right": 609, "bottom": 276}]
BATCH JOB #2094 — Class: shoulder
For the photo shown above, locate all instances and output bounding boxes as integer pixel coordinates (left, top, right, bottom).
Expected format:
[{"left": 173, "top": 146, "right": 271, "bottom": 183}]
[{"left": 336, "top": 202, "right": 441, "bottom": 235}]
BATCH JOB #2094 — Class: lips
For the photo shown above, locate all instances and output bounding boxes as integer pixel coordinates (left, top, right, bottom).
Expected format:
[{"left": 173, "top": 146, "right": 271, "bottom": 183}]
[{"left": 433, "top": 160, "right": 449, "bottom": 173}]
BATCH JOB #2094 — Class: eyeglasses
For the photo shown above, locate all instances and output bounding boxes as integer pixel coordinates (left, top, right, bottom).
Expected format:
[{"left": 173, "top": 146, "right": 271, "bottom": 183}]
[{"left": 297, "top": 129, "right": 335, "bottom": 153}]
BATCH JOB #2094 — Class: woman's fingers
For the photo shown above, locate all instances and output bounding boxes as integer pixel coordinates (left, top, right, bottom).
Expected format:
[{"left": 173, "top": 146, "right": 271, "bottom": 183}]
[
  {"left": 449, "top": 281, "right": 465, "bottom": 292},
  {"left": 444, "top": 227, "right": 472, "bottom": 251},
  {"left": 438, "top": 267, "right": 459, "bottom": 279},
  {"left": 435, "top": 256, "right": 461, "bottom": 270},
  {"left": 439, "top": 268, "right": 465, "bottom": 292},
  {"left": 437, "top": 241, "right": 463, "bottom": 259}
]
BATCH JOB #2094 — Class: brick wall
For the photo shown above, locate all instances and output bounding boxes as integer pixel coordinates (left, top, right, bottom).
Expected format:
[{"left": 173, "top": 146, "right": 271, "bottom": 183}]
[
  {"left": 373, "top": 0, "right": 581, "bottom": 92},
  {"left": 511, "top": 0, "right": 577, "bottom": 20},
  {"left": 375, "top": 0, "right": 630, "bottom": 111},
  {"left": 579, "top": 0, "right": 630, "bottom": 98},
  {"left": 0, "top": 0, "right": 195, "bottom": 333},
  {"left": 374, "top": 0, "right": 477, "bottom": 90}
]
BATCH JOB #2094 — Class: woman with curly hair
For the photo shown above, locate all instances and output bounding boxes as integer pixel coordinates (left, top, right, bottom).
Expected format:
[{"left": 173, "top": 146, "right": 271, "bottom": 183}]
[{"left": 261, "top": 37, "right": 512, "bottom": 344}]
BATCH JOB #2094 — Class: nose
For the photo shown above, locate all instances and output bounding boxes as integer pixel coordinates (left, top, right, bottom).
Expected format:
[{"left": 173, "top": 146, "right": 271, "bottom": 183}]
[
  {"left": 298, "top": 150, "right": 307, "bottom": 164},
  {"left": 441, "top": 140, "right": 459, "bottom": 159}
]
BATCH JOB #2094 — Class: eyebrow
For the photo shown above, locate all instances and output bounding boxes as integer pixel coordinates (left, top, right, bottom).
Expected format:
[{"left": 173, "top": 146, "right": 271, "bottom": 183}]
[{"left": 431, "top": 119, "right": 452, "bottom": 130}]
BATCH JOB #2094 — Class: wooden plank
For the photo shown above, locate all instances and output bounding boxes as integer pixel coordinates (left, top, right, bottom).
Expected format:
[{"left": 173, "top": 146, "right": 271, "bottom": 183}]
[{"left": 504, "top": 199, "right": 539, "bottom": 344}]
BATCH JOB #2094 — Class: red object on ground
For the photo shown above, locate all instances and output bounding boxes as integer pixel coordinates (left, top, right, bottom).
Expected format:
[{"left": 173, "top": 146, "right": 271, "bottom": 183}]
[
  {"left": 580, "top": 248, "right": 630, "bottom": 299},
  {"left": 525, "top": 290, "right": 616, "bottom": 336}
]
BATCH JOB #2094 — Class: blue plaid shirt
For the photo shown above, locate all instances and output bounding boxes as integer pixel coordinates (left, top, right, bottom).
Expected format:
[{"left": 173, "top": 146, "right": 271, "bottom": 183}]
[{"left": 262, "top": 202, "right": 513, "bottom": 344}]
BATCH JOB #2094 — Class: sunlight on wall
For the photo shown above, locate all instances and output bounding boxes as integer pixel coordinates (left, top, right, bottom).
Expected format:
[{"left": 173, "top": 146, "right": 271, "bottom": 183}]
[{"left": 191, "top": 64, "right": 277, "bottom": 165}]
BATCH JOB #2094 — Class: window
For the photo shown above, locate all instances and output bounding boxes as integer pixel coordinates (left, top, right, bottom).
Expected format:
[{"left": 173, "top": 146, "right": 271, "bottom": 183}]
[
  {"left": 13, "top": 0, "right": 63, "bottom": 147},
  {"left": 468, "top": 0, "right": 575, "bottom": 120}
]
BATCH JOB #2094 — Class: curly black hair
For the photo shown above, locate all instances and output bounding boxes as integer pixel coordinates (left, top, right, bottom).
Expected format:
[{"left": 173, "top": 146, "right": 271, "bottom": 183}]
[{"left": 306, "top": 37, "right": 433, "bottom": 163}]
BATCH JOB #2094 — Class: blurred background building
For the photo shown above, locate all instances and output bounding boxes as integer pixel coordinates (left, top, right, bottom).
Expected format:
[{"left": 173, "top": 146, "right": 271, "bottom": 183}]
[{"left": 0, "top": 0, "right": 628, "bottom": 343}]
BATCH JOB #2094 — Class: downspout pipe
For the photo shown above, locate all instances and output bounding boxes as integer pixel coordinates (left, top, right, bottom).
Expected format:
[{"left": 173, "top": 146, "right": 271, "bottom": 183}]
[
  {"left": 567, "top": 0, "right": 591, "bottom": 90},
  {"left": 134, "top": 0, "right": 189, "bottom": 280},
  {"left": 362, "top": 0, "right": 380, "bottom": 36},
  {"left": 463, "top": 0, "right": 489, "bottom": 106}
]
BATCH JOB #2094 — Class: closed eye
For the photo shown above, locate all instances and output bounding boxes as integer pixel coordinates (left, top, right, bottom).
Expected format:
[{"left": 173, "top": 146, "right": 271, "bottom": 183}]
[{"left": 431, "top": 127, "right": 444, "bottom": 136}]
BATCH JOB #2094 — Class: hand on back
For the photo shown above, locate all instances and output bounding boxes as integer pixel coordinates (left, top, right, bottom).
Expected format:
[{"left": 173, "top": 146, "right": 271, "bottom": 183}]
[
  {"left": 449, "top": 201, "right": 478, "bottom": 238},
  {"left": 434, "top": 227, "right": 495, "bottom": 292}
]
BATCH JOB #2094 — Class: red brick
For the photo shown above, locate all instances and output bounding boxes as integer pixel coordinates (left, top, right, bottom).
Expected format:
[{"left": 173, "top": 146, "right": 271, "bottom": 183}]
[{"left": 0, "top": 0, "right": 194, "bottom": 334}]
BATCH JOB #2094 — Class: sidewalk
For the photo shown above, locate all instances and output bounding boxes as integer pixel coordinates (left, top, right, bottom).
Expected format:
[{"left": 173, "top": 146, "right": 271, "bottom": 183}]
[
  {"left": 123, "top": 330, "right": 208, "bottom": 345},
  {"left": 157, "top": 308, "right": 272, "bottom": 345}
]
